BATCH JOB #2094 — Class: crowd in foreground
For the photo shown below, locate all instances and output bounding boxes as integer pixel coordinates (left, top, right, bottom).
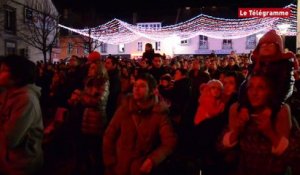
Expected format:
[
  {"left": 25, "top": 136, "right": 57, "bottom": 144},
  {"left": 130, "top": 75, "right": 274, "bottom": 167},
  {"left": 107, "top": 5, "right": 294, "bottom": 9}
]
[{"left": 0, "top": 30, "right": 300, "bottom": 175}]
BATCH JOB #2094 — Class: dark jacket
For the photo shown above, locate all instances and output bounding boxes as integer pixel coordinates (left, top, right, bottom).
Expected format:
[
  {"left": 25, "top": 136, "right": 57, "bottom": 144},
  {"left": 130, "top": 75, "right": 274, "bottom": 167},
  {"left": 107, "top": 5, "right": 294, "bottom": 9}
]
[
  {"left": 149, "top": 67, "right": 167, "bottom": 83},
  {"left": 169, "top": 77, "right": 191, "bottom": 119},
  {"left": 142, "top": 49, "right": 155, "bottom": 64},
  {"left": 106, "top": 69, "right": 121, "bottom": 122}
]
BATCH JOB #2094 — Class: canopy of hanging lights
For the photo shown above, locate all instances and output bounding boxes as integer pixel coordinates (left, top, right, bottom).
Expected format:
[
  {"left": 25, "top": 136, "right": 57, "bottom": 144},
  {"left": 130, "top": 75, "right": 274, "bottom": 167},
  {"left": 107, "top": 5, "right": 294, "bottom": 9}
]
[{"left": 59, "top": 4, "right": 297, "bottom": 45}]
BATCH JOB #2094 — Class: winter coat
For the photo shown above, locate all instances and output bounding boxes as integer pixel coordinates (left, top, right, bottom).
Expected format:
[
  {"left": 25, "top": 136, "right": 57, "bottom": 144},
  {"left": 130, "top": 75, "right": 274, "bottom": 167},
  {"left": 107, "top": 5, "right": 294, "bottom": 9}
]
[
  {"left": 0, "top": 84, "right": 44, "bottom": 175},
  {"left": 142, "top": 49, "right": 155, "bottom": 64},
  {"left": 81, "top": 78, "right": 109, "bottom": 136},
  {"left": 103, "top": 95, "right": 177, "bottom": 175},
  {"left": 169, "top": 77, "right": 191, "bottom": 119},
  {"left": 239, "top": 29, "right": 296, "bottom": 117},
  {"left": 149, "top": 67, "right": 167, "bottom": 83},
  {"left": 106, "top": 69, "right": 121, "bottom": 122}
]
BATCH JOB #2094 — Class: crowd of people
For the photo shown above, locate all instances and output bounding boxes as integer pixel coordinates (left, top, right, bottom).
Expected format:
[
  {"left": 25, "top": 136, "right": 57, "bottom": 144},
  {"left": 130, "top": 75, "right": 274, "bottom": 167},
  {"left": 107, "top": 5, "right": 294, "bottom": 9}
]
[{"left": 1, "top": 30, "right": 300, "bottom": 175}]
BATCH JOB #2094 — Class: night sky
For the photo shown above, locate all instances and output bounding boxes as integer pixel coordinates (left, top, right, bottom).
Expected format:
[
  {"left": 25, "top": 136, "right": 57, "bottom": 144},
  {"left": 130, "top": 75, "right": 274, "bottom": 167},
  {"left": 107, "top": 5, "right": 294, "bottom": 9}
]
[{"left": 52, "top": 0, "right": 296, "bottom": 26}]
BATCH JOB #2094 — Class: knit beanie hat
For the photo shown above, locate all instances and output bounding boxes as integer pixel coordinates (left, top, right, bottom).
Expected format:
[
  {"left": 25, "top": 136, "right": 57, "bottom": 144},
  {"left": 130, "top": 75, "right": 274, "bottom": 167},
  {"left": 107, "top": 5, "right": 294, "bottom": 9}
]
[{"left": 87, "top": 51, "right": 101, "bottom": 63}]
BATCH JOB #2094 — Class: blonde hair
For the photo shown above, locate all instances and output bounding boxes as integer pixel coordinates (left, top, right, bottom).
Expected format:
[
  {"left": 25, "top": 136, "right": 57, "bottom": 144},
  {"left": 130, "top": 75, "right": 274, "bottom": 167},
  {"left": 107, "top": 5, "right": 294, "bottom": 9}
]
[{"left": 207, "top": 79, "right": 223, "bottom": 90}]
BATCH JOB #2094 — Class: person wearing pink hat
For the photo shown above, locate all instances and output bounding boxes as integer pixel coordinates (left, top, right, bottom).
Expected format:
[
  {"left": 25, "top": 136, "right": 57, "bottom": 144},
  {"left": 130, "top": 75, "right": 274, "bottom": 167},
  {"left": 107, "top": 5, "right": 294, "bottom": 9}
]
[
  {"left": 87, "top": 51, "right": 101, "bottom": 64},
  {"left": 220, "top": 29, "right": 300, "bottom": 174},
  {"left": 238, "top": 29, "right": 295, "bottom": 114}
]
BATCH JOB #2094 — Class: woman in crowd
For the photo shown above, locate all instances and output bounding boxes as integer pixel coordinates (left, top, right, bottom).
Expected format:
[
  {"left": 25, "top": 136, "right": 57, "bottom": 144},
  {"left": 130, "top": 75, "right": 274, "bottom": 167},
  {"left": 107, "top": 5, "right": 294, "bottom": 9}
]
[
  {"left": 223, "top": 72, "right": 293, "bottom": 175},
  {"left": 76, "top": 61, "right": 109, "bottom": 175},
  {"left": 103, "top": 73, "right": 177, "bottom": 175},
  {"left": 238, "top": 30, "right": 295, "bottom": 124}
]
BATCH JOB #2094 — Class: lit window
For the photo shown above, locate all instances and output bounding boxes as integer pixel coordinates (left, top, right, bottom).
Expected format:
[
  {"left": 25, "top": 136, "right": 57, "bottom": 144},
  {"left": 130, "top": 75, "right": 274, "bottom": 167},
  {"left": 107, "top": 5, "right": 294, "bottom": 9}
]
[
  {"left": 246, "top": 35, "right": 256, "bottom": 49},
  {"left": 67, "top": 42, "right": 73, "bottom": 55},
  {"left": 101, "top": 43, "right": 107, "bottom": 53},
  {"left": 199, "top": 35, "right": 208, "bottom": 49},
  {"left": 155, "top": 42, "right": 161, "bottom": 51},
  {"left": 138, "top": 42, "right": 143, "bottom": 51},
  {"left": 119, "top": 44, "right": 125, "bottom": 53},
  {"left": 222, "top": 39, "right": 232, "bottom": 49},
  {"left": 84, "top": 43, "right": 89, "bottom": 54}
]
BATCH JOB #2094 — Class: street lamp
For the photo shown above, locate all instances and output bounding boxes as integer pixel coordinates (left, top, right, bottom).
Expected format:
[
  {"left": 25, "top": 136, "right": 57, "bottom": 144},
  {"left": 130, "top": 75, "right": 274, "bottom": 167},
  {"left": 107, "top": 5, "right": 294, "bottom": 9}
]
[{"left": 277, "top": 23, "right": 291, "bottom": 51}]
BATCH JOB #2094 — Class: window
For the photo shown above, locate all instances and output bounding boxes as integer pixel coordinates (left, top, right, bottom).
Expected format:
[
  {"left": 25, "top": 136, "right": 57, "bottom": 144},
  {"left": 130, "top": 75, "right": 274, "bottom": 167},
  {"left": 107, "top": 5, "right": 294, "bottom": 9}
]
[
  {"left": 24, "top": 8, "right": 33, "bottom": 23},
  {"left": 118, "top": 44, "right": 125, "bottom": 53},
  {"left": 20, "top": 48, "right": 29, "bottom": 58},
  {"left": 84, "top": 43, "right": 89, "bottom": 54},
  {"left": 67, "top": 42, "right": 73, "bottom": 55},
  {"left": 181, "top": 40, "right": 189, "bottom": 45},
  {"left": 138, "top": 42, "right": 143, "bottom": 51},
  {"left": 199, "top": 35, "right": 208, "bottom": 49},
  {"left": 4, "top": 7, "right": 16, "bottom": 33},
  {"left": 155, "top": 42, "right": 161, "bottom": 51},
  {"left": 246, "top": 35, "right": 256, "bottom": 49},
  {"left": 100, "top": 43, "right": 107, "bottom": 53},
  {"left": 222, "top": 39, "right": 232, "bottom": 49},
  {"left": 5, "top": 40, "right": 17, "bottom": 55}
]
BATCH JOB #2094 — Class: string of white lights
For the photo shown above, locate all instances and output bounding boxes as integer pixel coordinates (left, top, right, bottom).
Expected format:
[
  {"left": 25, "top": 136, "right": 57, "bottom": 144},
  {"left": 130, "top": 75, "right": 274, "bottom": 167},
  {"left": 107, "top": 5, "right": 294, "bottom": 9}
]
[{"left": 59, "top": 3, "right": 297, "bottom": 45}]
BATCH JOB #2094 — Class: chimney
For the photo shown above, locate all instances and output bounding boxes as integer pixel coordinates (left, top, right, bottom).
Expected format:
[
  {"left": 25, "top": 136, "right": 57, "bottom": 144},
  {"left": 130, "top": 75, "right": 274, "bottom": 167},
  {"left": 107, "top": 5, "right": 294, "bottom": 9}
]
[
  {"left": 133, "top": 12, "right": 137, "bottom": 25},
  {"left": 63, "top": 9, "right": 69, "bottom": 19},
  {"left": 175, "top": 8, "right": 181, "bottom": 24}
]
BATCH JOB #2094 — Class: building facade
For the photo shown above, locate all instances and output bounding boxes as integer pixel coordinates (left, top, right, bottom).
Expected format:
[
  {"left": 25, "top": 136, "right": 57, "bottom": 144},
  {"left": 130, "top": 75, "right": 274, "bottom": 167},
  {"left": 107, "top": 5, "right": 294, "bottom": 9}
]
[
  {"left": 0, "top": 0, "right": 59, "bottom": 63},
  {"left": 58, "top": 34, "right": 89, "bottom": 60},
  {"left": 95, "top": 22, "right": 258, "bottom": 59},
  {"left": 57, "top": 3, "right": 296, "bottom": 60}
]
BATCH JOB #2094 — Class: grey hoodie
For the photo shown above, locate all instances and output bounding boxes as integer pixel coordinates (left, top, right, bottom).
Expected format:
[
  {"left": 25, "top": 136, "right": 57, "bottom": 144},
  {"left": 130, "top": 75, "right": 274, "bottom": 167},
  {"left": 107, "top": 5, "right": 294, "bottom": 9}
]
[{"left": 0, "top": 84, "right": 44, "bottom": 175}]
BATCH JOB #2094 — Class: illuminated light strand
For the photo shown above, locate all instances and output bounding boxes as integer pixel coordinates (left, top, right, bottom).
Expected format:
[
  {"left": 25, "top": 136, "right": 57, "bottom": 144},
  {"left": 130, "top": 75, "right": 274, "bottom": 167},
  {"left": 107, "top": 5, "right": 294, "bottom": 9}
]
[{"left": 59, "top": 3, "right": 297, "bottom": 45}]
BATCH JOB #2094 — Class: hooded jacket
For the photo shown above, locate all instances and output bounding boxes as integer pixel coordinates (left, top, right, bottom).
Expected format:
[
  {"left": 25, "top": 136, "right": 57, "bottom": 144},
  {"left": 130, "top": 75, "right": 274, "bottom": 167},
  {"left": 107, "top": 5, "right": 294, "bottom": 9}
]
[
  {"left": 239, "top": 30, "right": 295, "bottom": 114},
  {"left": 103, "top": 95, "right": 177, "bottom": 175},
  {"left": 0, "top": 84, "right": 44, "bottom": 175}
]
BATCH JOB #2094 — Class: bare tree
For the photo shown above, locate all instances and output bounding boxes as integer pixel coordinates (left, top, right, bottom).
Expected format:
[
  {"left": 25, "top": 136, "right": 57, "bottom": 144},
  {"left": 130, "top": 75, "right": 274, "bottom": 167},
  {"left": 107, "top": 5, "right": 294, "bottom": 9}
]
[
  {"left": 74, "top": 28, "right": 102, "bottom": 54},
  {"left": 58, "top": 6, "right": 105, "bottom": 56},
  {"left": 18, "top": 0, "right": 59, "bottom": 63}
]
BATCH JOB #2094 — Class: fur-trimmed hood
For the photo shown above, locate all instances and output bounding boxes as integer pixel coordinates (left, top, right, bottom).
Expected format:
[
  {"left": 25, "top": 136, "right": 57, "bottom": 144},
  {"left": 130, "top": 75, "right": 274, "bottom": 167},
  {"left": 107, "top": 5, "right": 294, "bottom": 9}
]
[{"left": 127, "top": 95, "right": 169, "bottom": 116}]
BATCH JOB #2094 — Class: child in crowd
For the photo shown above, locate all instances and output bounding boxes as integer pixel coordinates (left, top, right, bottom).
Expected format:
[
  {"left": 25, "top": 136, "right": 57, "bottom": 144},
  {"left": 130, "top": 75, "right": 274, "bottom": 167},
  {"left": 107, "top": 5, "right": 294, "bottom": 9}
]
[{"left": 194, "top": 79, "right": 225, "bottom": 125}]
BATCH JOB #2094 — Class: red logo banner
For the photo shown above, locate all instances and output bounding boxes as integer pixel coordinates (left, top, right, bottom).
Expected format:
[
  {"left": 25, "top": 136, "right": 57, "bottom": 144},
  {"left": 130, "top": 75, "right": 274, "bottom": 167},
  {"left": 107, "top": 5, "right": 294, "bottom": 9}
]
[{"left": 238, "top": 8, "right": 291, "bottom": 18}]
